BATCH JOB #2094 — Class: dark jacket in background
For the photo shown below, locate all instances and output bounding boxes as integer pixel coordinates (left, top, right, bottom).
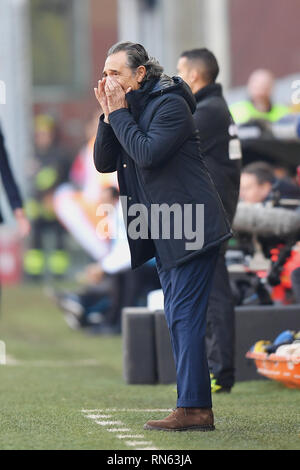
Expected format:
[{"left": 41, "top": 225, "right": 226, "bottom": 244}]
[
  {"left": 193, "top": 85, "right": 240, "bottom": 390},
  {"left": 0, "top": 125, "right": 23, "bottom": 223},
  {"left": 94, "top": 76, "right": 232, "bottom": 270},
  {"left": 194, "top": 84, "right": 241, "bottom": 224}
]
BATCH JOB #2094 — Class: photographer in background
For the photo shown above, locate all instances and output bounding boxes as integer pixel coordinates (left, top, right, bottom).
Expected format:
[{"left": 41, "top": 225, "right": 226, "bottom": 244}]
[
  {"left": 240, "top": 161, "right": 300, "bottom": 304},
  {"left": 240, "top": 162, "right": 300, "bottom": 203}
]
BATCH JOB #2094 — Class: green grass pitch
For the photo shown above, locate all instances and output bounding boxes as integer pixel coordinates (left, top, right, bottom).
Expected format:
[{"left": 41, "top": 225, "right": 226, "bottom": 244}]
[{"left": 0, "top": 284, "right": 299, "bottom": 450}]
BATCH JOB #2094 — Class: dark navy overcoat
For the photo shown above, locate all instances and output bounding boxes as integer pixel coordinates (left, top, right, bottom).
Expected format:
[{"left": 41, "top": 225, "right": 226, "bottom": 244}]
[{"left": 94, "top": 76, "right": 231, "bottom": 270}]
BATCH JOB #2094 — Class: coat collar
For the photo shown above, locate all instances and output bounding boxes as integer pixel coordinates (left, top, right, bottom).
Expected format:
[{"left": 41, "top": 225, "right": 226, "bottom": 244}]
[
  {"left": 125, "top": 78, "right": 159, "bottom": 121},
  {"left": 126, "top": 75, "right": 196, "bottom": 121},
  {"left": 194, "top": 83, "right": 223, "bottom": 103}
]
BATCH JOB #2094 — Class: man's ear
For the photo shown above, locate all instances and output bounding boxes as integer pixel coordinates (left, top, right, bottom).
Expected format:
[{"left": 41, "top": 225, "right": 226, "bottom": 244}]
[
  {"left": 136, "top": 65, "right": 147, "bottom": 84},
  {"left": 190, "top": 68, "right": 199, "bottom": 84}
]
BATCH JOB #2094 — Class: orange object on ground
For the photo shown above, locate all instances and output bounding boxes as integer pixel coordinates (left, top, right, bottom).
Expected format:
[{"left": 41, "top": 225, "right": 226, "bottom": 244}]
[
  {"left": 246, "top": 351, "right": 300, "bottom": 389},
  {"left": 271, "top": 247, "right": 300, "bottom": 303}
]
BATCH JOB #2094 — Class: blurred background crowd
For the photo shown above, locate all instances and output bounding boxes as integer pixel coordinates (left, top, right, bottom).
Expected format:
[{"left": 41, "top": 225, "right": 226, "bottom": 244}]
[{"left": 1, "top": 0, "right": 300, "bottom": 335}]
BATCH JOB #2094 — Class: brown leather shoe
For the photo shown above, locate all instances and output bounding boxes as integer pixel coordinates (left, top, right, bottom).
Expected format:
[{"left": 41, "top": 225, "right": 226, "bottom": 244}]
[{"left": 143, "top": 407, "right": 215, "bottom": 432}]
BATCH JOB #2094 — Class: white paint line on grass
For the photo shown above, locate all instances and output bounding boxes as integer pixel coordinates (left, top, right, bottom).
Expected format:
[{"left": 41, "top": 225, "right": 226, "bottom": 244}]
[
  {"left": 5, "top": 358, "right": 102, "bottom": 367},
  {"left": 82, "top": 408, "right": 171, "bottom": 413},
  {"left": 81, "top": 409, "right": 159, "bottom": 450},
  {"left": 125, "top": 441, "right": 155, "bottom": 447},
  {"left": 94, "top": 420, "right": 124, "bottom": 426},
  {"left": 86, "top": 414, "right": 112, "bottom": 419},
  {"left": 107, "top": 428, "right": 131, "bottom": 433}
]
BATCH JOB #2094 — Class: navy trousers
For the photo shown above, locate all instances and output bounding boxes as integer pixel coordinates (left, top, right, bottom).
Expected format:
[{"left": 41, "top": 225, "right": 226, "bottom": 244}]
[{"left": 156, "top": 248, "right": 219, "bottom": 408}]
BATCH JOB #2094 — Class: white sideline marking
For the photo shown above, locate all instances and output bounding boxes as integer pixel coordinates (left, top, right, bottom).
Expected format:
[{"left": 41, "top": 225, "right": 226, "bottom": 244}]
[
  {"left": 82, "top": 408, "right": 171, "bottom": 413},
  {"left": 125, "top": 441, "right": 154, "bottom": 447},
  {"left": 5, "top": 358, "right": 101, "bottom": 367},
  {"left": 81, "top": 409, "right": 160, "bottom": 450},
  {"left": 95, "top": 420, "right": 124, "bottom": 426},
  {"left": 107, "top": 428, "right": 131, "bottom": 433},
  {"left": 86, "top": 414, "right": 112, "bottom": 419}
]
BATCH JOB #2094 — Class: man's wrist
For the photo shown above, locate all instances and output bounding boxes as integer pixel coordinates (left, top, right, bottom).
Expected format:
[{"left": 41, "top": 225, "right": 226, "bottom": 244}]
[
  {"left": 108, "top": 108, "right": 129, "bottom": 120},
  {"left": 108, "top": 106, "right": 127, "bottom": 115}
]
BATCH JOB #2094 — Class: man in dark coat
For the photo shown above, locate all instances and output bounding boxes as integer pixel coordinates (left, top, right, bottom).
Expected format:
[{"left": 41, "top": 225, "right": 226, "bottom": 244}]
[
  {"left": 177, "top": 49, "right": 242, "bottom": 393},
  {"left": 93, "top": 42, "right": 232, "bottom": 431}
]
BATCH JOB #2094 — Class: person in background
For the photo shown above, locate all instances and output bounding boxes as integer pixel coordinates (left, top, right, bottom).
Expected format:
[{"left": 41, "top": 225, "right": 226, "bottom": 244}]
[
  {"left": 24, "top": 115, "right": 71, "bottom": 280},
  {"left": 0, "top": 123, "right": 30, "bottom": 237},
  {"left": 53, "top": 111, "right": 118, "bottom": 263},
  {"left": 52, "top": 186, "right": 161, "bottom": 334},
  {"left": 177, "top": 48, "right": 241, "bottom": 393},
  {"left": 0, "top": 123, "right": 31, "bottom": 300},
  {"left": 81, "top": 194, "right": 161, "bottom": 335},
  {"left": 230, "top": 69, "right": 290, "bottom": 124},
  {"left": 240, "top": 161, "right": 300, "bottom": 305},
  {"left": 240, "top": 161, "right": 300, "bottom": 203}
]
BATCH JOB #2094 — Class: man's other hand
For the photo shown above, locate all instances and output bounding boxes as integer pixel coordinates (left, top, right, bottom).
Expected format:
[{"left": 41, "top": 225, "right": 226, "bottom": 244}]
[
  {"left": 94, "top": 78, "right": 110, "bottom": 123},
  {"left": 105, "top": 77, "right": 132, "bottom": 114}
]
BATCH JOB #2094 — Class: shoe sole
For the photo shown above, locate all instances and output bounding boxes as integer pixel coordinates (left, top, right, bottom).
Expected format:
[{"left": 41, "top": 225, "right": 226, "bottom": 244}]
[{"left": 143, "top": 424, "right": 215, "bottom": 432}]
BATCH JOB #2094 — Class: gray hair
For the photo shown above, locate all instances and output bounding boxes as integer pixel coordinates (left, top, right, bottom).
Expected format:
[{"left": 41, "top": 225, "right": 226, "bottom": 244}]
[{"left": 107, "top": 41, "right": 163, "bottom": 83}]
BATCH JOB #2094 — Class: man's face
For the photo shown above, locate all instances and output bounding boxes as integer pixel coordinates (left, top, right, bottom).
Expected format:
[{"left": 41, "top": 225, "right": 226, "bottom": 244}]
[
  {"left": 102, "top": 51, "right": 141, "bottom": 91},
  {"left": 240, "top": 173, "right": 272, "bottom": 203},
  {"left": 247, "top": 70, "right": 274, "bottom": 103},
  {"left": 176, "top": 57, "right": 193, "bottom": 88}
]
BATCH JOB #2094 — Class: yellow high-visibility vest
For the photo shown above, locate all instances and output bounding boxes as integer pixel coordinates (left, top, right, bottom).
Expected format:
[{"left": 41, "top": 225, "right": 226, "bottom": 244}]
[{"left": 230, "top": 100, "right": 290, "bottom": 124}]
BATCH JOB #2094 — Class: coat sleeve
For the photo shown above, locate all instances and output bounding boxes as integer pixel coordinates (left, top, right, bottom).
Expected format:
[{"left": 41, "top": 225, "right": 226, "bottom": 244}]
[
  {"left": 0, "top": 126, "right": 23, "bottom": 210},
  {"left": 93, "top": 115, "right": 122, "bottom": 173},
  {"left": 108, "top": 95, "right": 194, "bottom": 169}
]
